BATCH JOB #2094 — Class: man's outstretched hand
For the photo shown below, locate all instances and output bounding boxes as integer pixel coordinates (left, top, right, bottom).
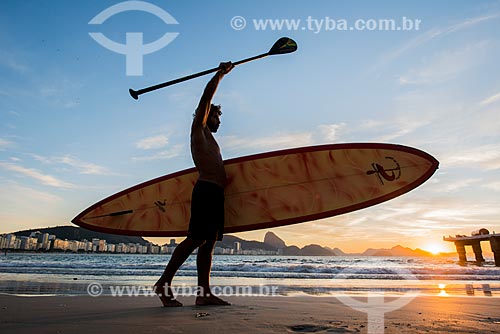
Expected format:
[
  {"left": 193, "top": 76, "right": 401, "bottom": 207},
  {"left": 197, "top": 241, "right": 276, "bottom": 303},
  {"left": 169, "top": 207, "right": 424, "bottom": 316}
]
[{"left": 219, "top": 61, "right": 234, "bottom": 75}]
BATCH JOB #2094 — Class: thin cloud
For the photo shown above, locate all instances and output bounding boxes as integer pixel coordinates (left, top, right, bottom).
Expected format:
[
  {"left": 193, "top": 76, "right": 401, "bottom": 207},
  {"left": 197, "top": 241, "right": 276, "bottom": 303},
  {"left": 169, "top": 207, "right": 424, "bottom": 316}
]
[
  {"left": 0, "top": 138, "right": 13, "bottom": 150},
  {"left": 373, "top": 119, "right": 431, "bottom": 142},
  {"left": 0, "top": 182, "right": 63, "bottom": 204},
  {"left": 354, "top": 109, "right": 433, "bottom": 142},
  {"left": 483, "top": 181, "right": 500, "bottom": 192},
  {"left": 35, "top": 78, "right": 83, "bottom": 109},
  {"left": 133, "top": 144, "right": 185, "bottom": 161},
  {"left": 372, "top": 13, "right": 500, "bottom": 72},
  {"left": 0, "top": 162, "right": 75, "bottom": 189},
  {"left": 479, "top": 91, "right": 500, "bottom": 106},
  {"left": 364, "top": 196, "right": 499, "bottom": 230},
  {"left": 443, "top": 144, "right": 500, "bottom": 170},
  {"left": 318, "top": 123, "right": 347, "bottom": 142},
  {"left": 398, "top": 41, "right": 489, "bottom": 85},
  {"left": 0, "top": 50, "right": 29, "bottom": 74},
  {"left": 32, "top": 154, "right": 113, "bottom": 175},
  {"left": 57, "top": 156, "right": 112, "bottom": 175},
  {"left": 136, "top": 135, "right": 169, "bottom": 150},
  {"left": 438, "top": 178, "right": 482, "bottom": 193}
]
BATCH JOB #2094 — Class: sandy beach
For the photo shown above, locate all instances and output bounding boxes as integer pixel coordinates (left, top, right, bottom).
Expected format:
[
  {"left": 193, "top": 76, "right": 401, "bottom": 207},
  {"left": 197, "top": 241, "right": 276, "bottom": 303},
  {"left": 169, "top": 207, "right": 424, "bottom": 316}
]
[{"left": 0, "top": 294, "right": 498, "bottom": 334}]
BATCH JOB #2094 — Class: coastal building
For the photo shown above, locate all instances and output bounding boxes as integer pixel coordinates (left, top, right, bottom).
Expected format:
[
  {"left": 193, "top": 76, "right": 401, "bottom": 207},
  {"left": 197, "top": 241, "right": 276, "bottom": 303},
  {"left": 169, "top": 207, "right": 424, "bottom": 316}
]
[
  {"left": 0, "top": 233, "right": 153, "bottom": 254},
  {"left": 18, "top": 236, "right": 38, "bottom": 251},
  {"left": 6, "top": 234, "right": 16, "bottom": 249},
  {"left": 52, "top": 239, "right": 68, "bottom": 251},
  {"left": 234, "top": 242, "right": 241, "bottom": 254},
  {"left": 14, "top": 238, "right": 21, "bottom": 250},
  {"left": 150, "top": 245, "right": 160, "bottom": 254},
  {"left": 37, "top": 233, "right": 50, "bottom": 250},
  {"left": 2, "top": 232, "right": 279, "bottom": 256},
  {"left": 241, "top": 249, "right": 279, "bottom": 256},
  {"left": 146, "top": 242, "right": 160, "bottom": 254},
  {"left": 159, "top": 239, "right": 178, "bottom": 254},
  {"left": 214, "top": 247, "right": 234, "bottom": 255},
  {"left": 99, "top": 239, "right": 106, "bottom": 252}
]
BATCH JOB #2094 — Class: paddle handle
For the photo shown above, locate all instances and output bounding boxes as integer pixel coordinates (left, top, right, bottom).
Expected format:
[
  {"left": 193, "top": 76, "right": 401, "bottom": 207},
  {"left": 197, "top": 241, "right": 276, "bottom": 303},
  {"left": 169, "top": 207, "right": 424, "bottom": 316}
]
[{"left": 129, "top": 52, "right": 269, "bottom": 100}]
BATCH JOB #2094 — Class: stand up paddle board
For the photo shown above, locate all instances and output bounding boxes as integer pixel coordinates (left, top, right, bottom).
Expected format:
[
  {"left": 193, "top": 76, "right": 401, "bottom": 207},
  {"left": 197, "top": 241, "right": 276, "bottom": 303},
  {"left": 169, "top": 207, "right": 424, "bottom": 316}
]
[{"left": 72, "top": 143, "right": 439, "bottom": 236}]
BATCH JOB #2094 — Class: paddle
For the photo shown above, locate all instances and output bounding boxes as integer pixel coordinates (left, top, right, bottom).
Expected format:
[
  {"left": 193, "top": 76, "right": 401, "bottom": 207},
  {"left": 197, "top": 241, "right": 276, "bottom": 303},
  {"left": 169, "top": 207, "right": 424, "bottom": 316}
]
[{"left": 129, "top": 37, "right": 297, "bottom": 100}]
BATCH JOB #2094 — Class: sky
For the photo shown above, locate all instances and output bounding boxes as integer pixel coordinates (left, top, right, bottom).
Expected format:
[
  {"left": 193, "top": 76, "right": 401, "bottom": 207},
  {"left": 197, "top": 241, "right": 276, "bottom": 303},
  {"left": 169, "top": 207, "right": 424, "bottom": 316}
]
[{"left": 1, "top": 0, "right": 500, "bottom": 253}]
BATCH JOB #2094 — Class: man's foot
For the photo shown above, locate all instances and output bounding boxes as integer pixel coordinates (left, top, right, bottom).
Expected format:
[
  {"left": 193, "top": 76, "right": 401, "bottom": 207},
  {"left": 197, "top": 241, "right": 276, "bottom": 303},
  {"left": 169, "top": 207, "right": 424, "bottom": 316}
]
[
  {"left": 153, "top": 285, "right": 183, "bottom": 307},
  {"left": 195, "top": 294, "right": 231, "bottom": 306}
]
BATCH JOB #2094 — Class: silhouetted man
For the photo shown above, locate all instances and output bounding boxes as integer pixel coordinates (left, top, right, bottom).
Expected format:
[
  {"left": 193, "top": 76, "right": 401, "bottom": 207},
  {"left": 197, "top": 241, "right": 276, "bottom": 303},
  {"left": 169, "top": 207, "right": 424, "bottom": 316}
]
[{"left": 154, "top": 61, "right": 234, "bottom": 306}]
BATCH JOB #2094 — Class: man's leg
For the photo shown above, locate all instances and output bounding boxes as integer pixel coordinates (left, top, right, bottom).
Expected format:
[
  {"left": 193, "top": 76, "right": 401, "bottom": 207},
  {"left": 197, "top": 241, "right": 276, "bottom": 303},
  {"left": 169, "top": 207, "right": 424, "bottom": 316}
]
[
  {"left": 195, "top": 239, "right": 230, "bottom": 306},
  {"left": 155, "top": 237, "right": 204, "bottom": 307}
]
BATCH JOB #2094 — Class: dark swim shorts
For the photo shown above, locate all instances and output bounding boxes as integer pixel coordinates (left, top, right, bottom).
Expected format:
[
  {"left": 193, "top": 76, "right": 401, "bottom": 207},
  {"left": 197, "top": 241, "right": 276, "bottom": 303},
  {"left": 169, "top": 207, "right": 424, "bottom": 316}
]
[{"left": 187, "top": 180, "right": 225, "bottom": 241}]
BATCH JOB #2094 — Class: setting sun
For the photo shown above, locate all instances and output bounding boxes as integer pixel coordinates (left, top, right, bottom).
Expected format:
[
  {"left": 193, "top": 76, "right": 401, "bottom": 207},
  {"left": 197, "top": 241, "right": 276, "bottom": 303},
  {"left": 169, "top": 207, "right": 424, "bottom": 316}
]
[{"left": 423, "top": 243, "right": 448, "bottom": 255}]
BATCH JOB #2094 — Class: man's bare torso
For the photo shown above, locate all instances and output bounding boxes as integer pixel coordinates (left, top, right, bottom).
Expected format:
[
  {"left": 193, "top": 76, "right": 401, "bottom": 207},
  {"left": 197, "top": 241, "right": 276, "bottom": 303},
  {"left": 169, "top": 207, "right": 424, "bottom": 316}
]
[{"left": 190, "top": 124, "right": 226, "bottom": 188}]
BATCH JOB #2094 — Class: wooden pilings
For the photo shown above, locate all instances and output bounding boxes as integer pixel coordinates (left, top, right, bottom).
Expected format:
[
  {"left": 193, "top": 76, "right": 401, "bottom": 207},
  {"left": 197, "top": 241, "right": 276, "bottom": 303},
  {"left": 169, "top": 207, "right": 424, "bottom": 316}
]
[
  {"left": 454, "top": 241, "right": 484, "bottom": 264},
  {"left": 455, "top": 242, "right": 467, "bottom": 263},
  {"left": 491, "top": 237, "right": 500, "bottom": 267},
  {"left": 471, "top": 241, "right": 485, "bottom": 263},
  {"left": 451, "top": 237, "right": 499, "bottom": 266}
]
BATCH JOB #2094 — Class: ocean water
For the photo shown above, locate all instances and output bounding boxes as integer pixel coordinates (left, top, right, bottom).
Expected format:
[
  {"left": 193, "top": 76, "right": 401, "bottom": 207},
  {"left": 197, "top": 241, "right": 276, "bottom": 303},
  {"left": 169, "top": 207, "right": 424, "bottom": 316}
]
[{"left": 0, "top": 253, "right": 499, "bottom": 297}]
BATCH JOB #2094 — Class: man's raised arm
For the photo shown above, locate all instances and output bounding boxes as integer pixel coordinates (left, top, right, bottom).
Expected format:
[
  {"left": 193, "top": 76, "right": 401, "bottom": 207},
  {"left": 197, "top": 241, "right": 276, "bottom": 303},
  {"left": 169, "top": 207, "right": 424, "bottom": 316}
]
[{"left": 193, "top": 62, "right": 234, "bottom": 128}]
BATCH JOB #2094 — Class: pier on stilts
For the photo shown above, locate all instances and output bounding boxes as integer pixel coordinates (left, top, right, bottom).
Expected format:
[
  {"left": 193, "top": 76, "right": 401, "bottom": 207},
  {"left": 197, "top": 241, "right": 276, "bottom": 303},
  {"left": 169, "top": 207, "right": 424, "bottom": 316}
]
[{"left": 444, "top": 229, "right": 500, "bottom": 266}]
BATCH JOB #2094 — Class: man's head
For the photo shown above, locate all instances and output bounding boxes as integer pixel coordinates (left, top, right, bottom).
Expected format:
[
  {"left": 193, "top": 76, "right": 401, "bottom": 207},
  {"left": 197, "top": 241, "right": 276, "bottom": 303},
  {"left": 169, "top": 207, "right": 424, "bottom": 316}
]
[{"left": 207, "top": 104, "right": 222, "bottom": 133}]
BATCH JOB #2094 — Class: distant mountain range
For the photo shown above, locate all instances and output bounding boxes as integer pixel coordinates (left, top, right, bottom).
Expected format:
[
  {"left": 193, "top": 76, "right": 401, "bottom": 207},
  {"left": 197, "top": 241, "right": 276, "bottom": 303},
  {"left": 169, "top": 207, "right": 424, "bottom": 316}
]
[
  {"left": 12, "top": 226, "right": 435, "bottom": 257},
  {"left": 258, "top": 232, "right": 433, "bottom": 257},
  {"left": 360, "top": 245, "right": 433, "bottom": 257},
  {"left": 218, "top": 233, "right": 345, "bottom": 256}
]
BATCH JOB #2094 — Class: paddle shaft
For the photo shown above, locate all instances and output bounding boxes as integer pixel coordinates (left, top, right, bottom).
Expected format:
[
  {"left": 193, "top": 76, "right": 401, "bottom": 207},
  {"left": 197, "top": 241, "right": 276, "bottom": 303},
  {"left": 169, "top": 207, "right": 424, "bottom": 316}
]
[{"left": 130, "top": 52, "right": 269, "bottom": 99}]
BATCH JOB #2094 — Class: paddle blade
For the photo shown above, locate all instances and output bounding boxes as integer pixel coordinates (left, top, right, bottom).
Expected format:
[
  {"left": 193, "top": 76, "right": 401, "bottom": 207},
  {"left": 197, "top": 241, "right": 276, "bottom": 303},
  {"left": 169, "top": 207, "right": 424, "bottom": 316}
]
[{"left": 268, "top": 37, "right": 297, "bottom": 55}]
